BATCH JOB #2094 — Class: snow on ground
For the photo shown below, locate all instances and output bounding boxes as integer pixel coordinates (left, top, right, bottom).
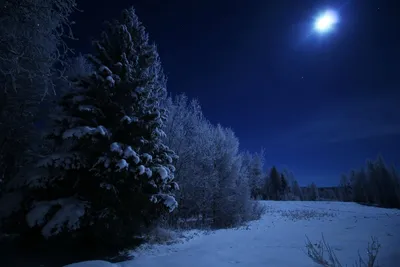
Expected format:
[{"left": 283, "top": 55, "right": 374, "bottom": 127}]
[{"left": 64, "top": 201, "right": 400, "bottom": 267}]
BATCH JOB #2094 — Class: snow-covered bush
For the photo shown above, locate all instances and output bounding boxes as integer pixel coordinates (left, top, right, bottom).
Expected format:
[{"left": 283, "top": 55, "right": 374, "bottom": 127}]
[
  {"left": 244, "top": 151, "right": 265, "bottom": 200},
  {"left": 305, "top": 234, "right": 381, "bottom": 267},
  {"left": 245, "top": 201, "right": 266, "bottom": 221}
]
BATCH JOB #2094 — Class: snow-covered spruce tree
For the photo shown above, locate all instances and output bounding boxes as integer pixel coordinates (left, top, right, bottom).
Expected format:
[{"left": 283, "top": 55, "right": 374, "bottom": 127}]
[
  {"left": 348, "top": 156, "right": 400, "bottom": 208},
  {"left": 280, "top": 173, "right": 288, "bottom": 199},
  {"left": 308, "top": 182, "right": 319, "bottom": 201},
  {"left": 351, "top": 168, "right": 369, "bottom": 204},
  {"left": 266, "top": 166, "right": 281, "bottom": 200},
  {"left": 338, "top": 173, "right": 353, "bottom": 202},
  {"left": 292, "top": 180, "right": 303, "bottom": 200},
  {"left": 281, "top": 169, "right": 294, "bottom": 199},
  {"left": 20, "top": 7, "right": 178, "bottom": 247}
]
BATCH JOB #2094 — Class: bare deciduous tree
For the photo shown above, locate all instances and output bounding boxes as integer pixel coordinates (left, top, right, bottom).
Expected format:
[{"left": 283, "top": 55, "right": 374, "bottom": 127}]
[
  {"left": 0, "top": 0, "right": 78, "bottom": 194},
  {"left": 0, "top": 0, "right": 78, "bottom": 96}
]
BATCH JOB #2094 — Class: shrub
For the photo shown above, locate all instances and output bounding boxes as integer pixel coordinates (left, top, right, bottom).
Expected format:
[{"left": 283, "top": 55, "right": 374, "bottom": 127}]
[
  {"left": 305, "top": 234, "right": 381, "bottom": 267},
  {"left": 145, "top": 227, "right": 182, "bottom": 245},
  {"left": 246, "top": 201, "right": 266, "bottom": 221}
]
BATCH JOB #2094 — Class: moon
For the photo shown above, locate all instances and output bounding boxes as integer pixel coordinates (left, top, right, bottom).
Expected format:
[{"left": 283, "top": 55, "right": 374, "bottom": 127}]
[{"left": 314, "top": 10, "right": 338, "bottom": 33}]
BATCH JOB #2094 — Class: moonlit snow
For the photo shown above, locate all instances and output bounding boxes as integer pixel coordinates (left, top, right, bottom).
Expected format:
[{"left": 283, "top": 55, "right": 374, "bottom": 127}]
[{"left": 64, "top": 201, "right": 400, "bottom": 267}]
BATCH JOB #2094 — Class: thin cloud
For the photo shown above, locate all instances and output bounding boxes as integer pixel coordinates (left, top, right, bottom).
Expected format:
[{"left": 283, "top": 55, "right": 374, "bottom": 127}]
[{"left": 284, "top": 94, "right": 400, "bottom": 144}]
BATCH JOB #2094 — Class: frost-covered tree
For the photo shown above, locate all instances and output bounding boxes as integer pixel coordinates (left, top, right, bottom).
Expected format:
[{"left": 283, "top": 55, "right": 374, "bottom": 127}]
[
  {"left": 351, "top": 168, "right": 368, "bottom": 203},
  {"left": 210, "top": 125, "right": 246, "bottom": 227},
  {"left": 59, "top": 54, "right": 94, "bottom": 93},
  {"left": 338, "top": 174, "right": 352, "bottom": 202},
  {"left": 6, "top": 7, "right": 178, "bottom": 247},
  {"left": 282, "top": 169, "right": 295, "bottom": 186},
  {"left": 247, "top": 150, "right": 265, "bottom": 200},
  {"left": 390, "top": 166, "right": 400, "bottom": 205},
  {"left": 280, "top": 173, "right": 288, "bottom": 196},
  {"left": 163, "top": 95, "right": 214, "bottom": 224},
  {"left": 163, "top": 95, "right": 255, "bottom": 227},
  {"left": 292, "top": 180, "right": 303, "bottom": 200},
  {"left": 308, "top": 182, "right": 319, "bottom": 201},
  {"left": 282, "top": 169, "right": 295, "bottom": 195},
  {"left": 237, "top": 152, "right": 255, "bottom": 210},
  {"left": 0, "top": 0, "right": 77, "bottom": 198},
  {"left": 319, "top": 188, "right": 337, "bottom": 200},
  {"left": 0, "top": 0, "right": 77, "bottom": 95}
]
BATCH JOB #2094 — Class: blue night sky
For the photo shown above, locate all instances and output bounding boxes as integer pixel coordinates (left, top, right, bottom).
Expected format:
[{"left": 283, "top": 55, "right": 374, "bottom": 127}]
[{"left": 72, "top": 0, "right": 400, "bottom": 186}]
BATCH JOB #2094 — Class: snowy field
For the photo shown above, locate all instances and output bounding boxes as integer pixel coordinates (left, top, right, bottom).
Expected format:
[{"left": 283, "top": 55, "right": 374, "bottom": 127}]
[{"left": 65, "top": 201, "right": 400, "bottom": 267}]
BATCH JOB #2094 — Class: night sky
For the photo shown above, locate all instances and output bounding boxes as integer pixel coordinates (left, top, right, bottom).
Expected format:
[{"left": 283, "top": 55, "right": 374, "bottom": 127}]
[{"left": 71, "top": 0, "right": 400, "bottom": 186}]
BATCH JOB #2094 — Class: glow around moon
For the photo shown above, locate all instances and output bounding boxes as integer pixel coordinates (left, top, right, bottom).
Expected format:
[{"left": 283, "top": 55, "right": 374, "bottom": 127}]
[{"left": 314, "top": 10, "right": 338, "bottom": 33}]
